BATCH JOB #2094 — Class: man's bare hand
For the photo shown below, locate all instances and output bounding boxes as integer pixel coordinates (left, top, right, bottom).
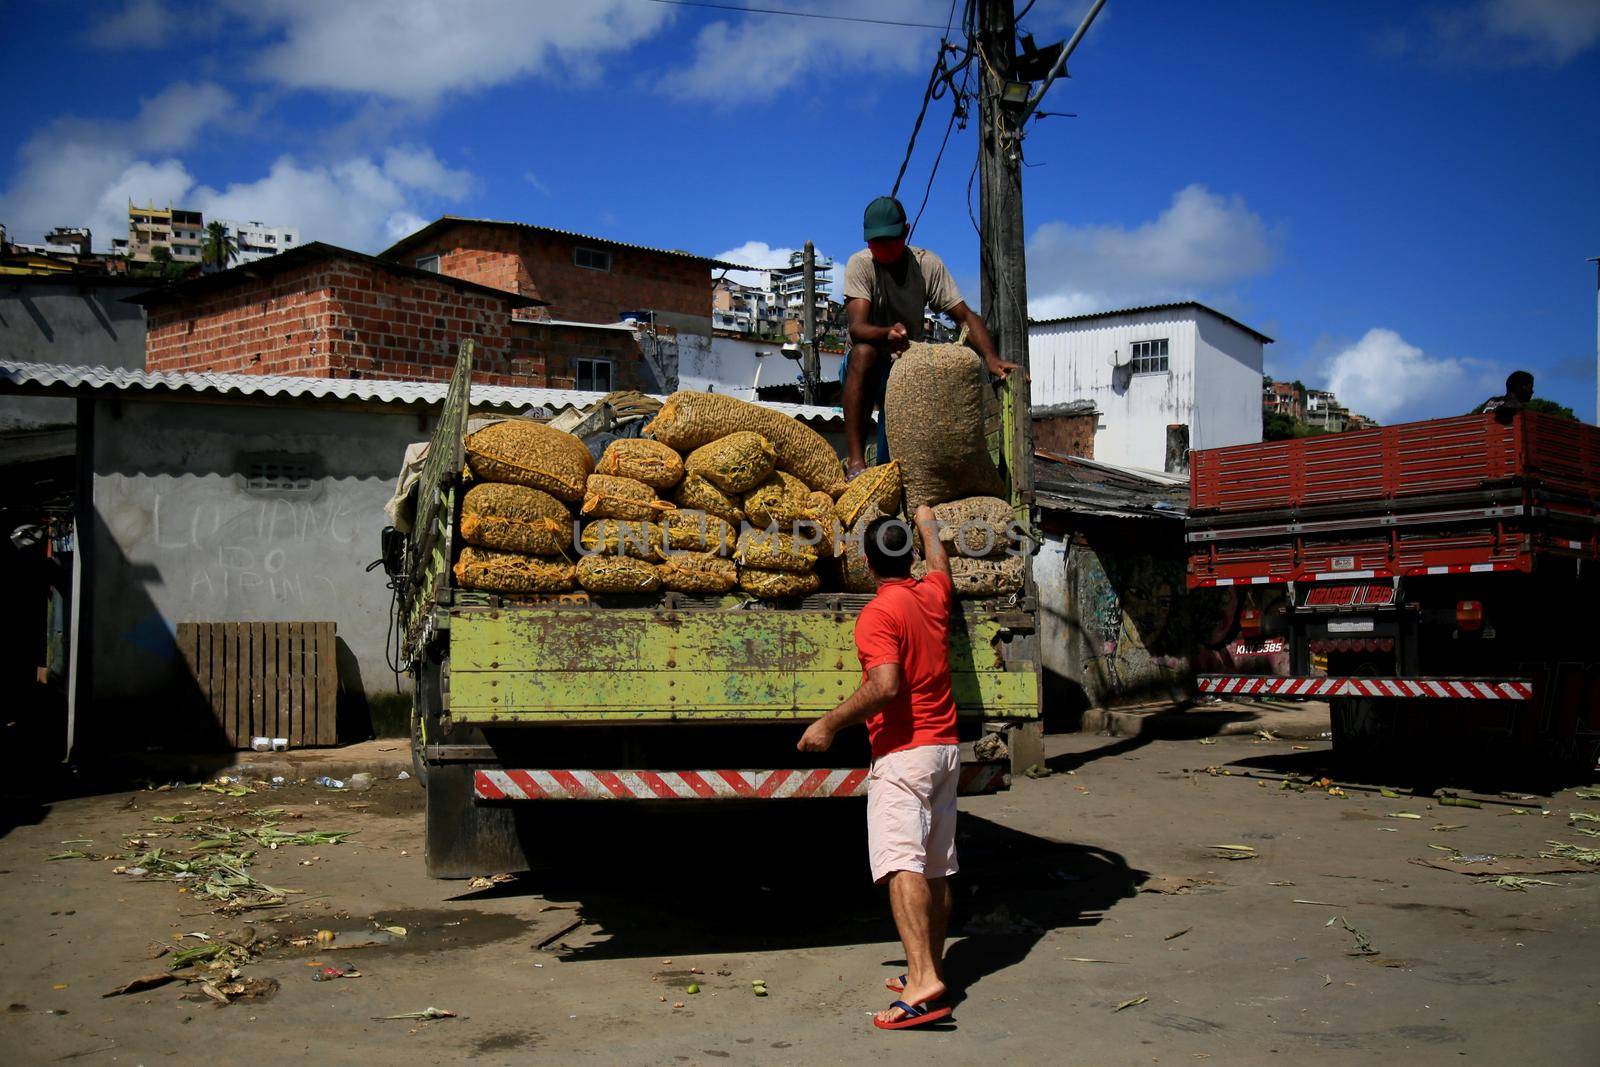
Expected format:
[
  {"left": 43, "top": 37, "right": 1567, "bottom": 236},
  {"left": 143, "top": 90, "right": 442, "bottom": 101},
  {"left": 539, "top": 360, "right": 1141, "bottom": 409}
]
[
  {"left": 797, "top": 720, "right": 835, "bottom": 753},
  {"left": 914, "top": 504, "right": 936, "bottom": 526},
  {"left": 987, "top": 357, "right": 1028, "bottom": 381},
  {"left": 887, "top": 322, "right": 910, "bottom": 353}
]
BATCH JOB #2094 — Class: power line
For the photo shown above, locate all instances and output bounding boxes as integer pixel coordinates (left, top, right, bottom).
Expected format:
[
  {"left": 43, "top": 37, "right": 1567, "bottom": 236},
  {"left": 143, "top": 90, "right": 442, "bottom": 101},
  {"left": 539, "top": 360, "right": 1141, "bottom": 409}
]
[
  {"left": 909, "top": 63, "right": 970, "bottom": 238},
  {"left": 891, "top": 1, "right": 964, "bottom": 199},
  {"left": 638, "top": 0, "right": 947, "bottom": 29}
]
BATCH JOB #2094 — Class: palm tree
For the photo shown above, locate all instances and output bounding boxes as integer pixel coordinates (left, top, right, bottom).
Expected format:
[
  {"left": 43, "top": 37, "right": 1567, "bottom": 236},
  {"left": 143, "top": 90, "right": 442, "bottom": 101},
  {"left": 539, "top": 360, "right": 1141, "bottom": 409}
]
[{"left": 202, "top": 221, "right": 239, "bottom": 272}]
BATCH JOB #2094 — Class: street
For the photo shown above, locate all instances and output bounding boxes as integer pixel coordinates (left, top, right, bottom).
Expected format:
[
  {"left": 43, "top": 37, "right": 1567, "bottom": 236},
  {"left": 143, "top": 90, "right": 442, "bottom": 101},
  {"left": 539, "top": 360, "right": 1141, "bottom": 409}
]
[{"left": 2, "top": 729, "right": 1595, "bottom": 1065}]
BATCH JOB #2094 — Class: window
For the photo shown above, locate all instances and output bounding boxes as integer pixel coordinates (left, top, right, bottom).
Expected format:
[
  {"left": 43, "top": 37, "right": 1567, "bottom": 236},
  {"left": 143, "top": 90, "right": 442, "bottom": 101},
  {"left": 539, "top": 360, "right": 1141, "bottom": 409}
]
[
  {"left": 1131, "top": 338, "right": 1169, "bottom": 375},
  {"left": 415, "top": 254, "right": 440, "bottom": 272},
  {"left": 574, "top": 247, "right": 612, "bottom": 272},
  {"left": 240, "top": 453, "right": 322, "bottom": 496},
  {"left": 575, "top": 358, "right": 613, "bottom": 392}
]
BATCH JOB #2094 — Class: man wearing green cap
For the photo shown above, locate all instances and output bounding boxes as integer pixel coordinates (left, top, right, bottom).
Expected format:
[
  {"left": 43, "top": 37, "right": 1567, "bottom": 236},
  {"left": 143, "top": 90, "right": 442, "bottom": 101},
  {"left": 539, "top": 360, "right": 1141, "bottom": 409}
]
[{"left": 841, "top": 195, "right": 1020, "bottom": 477}]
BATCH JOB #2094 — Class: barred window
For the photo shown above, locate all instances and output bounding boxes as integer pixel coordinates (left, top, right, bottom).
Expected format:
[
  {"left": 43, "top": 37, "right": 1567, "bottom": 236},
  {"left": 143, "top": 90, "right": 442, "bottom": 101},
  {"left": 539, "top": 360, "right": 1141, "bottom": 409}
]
[
  {"left": 575, "top": 358, "right": 613, "bottom": 392},
  {"left": 1131, "top": 338, "right": 1169, "bottom": 374}
]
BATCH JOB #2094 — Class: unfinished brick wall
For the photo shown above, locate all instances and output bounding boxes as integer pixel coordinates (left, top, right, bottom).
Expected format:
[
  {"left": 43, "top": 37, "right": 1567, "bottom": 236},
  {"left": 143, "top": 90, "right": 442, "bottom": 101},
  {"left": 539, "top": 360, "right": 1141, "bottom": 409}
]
[
  {"left": 144, "top": 253, "right": 650, "bottom": 389},
  {"left": 399, "top": 223, "right": 712, "bottom": 325},
  {"left": 1035, "top": 411, "right": 1097, "bottom": 458}
]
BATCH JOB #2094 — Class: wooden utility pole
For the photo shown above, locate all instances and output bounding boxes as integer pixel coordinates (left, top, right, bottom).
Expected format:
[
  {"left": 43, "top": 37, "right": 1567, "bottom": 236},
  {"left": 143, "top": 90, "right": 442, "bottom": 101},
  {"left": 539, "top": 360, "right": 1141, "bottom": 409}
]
[{"left": 976, "top": 0, "right": 1032, "bottom": 500}]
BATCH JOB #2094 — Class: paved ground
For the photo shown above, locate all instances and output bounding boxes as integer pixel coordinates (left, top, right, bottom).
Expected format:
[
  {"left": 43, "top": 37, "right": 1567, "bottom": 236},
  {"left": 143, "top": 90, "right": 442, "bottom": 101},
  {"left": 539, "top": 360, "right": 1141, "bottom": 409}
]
[{"left": 2, "top": 732, "right": 1596, "bottom": 1065}]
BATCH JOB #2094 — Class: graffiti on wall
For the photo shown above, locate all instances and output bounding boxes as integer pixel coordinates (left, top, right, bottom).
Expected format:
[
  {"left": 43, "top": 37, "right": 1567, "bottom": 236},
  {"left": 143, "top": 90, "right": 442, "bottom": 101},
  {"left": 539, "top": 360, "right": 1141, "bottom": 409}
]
[{"left": 149, "top": 493, "right": 353, "bottom": 607}]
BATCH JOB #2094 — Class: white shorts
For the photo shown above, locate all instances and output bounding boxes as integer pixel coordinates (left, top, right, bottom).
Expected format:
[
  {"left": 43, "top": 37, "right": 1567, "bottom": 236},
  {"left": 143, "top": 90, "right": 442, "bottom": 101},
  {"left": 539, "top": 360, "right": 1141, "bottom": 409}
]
[{"left": 866, "top": 743, "right": 960, "bottom": 885}]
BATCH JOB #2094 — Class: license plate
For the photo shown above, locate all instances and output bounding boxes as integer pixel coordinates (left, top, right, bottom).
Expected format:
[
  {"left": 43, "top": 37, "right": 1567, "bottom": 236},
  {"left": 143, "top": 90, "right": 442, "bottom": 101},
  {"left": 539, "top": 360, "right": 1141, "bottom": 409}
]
[{"left": 1327, "top": 618, "right": 1375, "bottom": 634}]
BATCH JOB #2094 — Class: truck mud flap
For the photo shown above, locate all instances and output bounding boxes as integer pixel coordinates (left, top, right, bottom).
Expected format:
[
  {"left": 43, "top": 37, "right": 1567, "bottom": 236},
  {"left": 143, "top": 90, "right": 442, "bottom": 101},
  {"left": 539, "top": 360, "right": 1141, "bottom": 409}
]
[
  {"left": 425, "top": 763, "right": 532, "bottom": 878},
  {"left": 472, "top": 762, "right": 1010, "bottom": 801}
]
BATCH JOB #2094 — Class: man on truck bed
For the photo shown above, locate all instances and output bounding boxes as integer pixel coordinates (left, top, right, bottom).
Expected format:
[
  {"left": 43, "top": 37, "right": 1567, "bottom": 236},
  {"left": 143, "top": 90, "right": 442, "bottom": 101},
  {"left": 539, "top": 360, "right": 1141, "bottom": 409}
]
[
  {"left": 842, "top": 195, "right": 1019, "bottom": 478},
  {"left": 1473, "top": 369, "right": 1535, "bottom": 423},
  {"left": 797, "top": 505, "right": 958, "bottom": 1030}
]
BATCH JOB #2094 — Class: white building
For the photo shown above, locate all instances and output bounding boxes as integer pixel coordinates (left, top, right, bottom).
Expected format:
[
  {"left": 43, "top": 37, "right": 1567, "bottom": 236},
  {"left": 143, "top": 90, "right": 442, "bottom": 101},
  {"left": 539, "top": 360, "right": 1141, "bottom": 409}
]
[
  {"left": 678, "top": 335, "right": 845, "bottom": 401},
  {"left": 215, "top": 219, "right": 301, "bottom": 264},
  {"left": 1028, "top": 302, "right": 1271, "bottom": 472}
]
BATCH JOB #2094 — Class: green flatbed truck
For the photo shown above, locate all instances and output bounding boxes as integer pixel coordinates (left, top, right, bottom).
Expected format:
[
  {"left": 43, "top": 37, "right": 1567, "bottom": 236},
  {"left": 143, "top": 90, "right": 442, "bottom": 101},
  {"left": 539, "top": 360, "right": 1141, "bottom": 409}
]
[{"left": 397, "top": 345, "right": 1041, "bottom": 877}]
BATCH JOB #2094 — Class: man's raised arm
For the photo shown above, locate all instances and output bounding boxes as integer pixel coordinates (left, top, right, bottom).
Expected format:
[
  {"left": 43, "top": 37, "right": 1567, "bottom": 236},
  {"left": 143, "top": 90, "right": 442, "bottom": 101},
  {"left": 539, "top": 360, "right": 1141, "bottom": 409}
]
[{"left": 915, "top": 504, "right": 950, "bottom": 579}]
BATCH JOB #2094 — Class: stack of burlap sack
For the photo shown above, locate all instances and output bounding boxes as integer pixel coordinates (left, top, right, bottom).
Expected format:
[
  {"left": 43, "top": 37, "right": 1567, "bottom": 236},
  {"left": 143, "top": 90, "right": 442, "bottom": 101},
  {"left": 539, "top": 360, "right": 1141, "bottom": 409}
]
[
  {"left": 452, "top": 391, "right": 848, "bottom": 599},
  {"left": 836, "top": 339, "right": 1026, "bottom": 598}
]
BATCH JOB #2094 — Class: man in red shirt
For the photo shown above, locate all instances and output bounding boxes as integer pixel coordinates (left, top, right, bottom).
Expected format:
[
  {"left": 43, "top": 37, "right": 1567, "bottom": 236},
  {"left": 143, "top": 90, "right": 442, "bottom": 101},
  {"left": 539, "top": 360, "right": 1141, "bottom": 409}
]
[{"left": 798, "top": 504, "right": 957, "bottom": 1030}]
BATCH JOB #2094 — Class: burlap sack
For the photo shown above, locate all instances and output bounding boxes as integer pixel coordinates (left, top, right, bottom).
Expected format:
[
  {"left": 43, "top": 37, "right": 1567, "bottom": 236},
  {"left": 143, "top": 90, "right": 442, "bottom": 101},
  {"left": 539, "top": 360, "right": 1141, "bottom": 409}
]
[
  {"left": 595, "top": 438, "right": 684, "bottom": 490},
  {"left": 684, "top": 432, "right": 778, "bottom": 494},
  {"left": 796, "top": 491, "right": 840, "bottom": 558},
  {"left": 913, "top": 555, "right": 1024, "bottom": 597},
  {"left": 645, "top": 391, "right": 847, "bottom": 495},
  {"left": 884, "top": 343, "right": 1004, "bottom": 510},
  {"left": 580, "top": 474, "right": 669, "bottom": 521},
  {"left": 658, "top": 551, "right": 738, "bottom": 594},
  {"left": 673, "top": 473, "right": 744, "bottom": 524},
  {"left": 466, "top": 419, "right": 594, "bottom": 502},
  {"left": 739, "top": 566, "right": 821, "bottom": 599},
  {"left": 577, "top": 554, "right": 661, "bottom": 594},
  {"left": 928, "top": 495, "right": 1015, "bottom": 558},
  {"left": 453, "top": 546, "right": 576, "bottom": 594},
  {"left": 663, "top": 511, "right": 736, "bottom": 556},
  {"left": 735, "top": 528, "right": 818, "bottom": 573},
  {"left": 742, "top": 470, "right": 812, "bottom": 529},
  {"left": 834, "top": 461, "right": 903, "bottom": 527},
  {"left": 459, "top": 483, "right": 574, "bottom": 556},
  {"left": 579, "top": 519, "right": 665, "bottom": 561}
]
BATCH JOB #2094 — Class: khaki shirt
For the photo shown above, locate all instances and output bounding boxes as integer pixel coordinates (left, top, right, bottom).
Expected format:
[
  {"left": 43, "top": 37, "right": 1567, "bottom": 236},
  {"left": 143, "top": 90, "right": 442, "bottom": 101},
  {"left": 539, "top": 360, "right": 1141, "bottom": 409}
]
[{"left": 842, "top": 246, "right": 964, "bottom": 342}]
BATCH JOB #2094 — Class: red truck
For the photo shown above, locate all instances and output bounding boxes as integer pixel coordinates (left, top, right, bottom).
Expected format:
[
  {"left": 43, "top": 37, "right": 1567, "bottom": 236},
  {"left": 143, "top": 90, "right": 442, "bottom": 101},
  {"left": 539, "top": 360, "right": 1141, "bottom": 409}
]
[{"left": 1185, "top": 411, "right": 1600, "bottom": 773}]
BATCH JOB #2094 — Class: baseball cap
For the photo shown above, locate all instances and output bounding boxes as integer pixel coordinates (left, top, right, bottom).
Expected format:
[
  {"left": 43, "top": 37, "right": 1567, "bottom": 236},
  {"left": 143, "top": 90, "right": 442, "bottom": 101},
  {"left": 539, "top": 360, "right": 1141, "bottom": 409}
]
[{"left": 863, "top": 196, "right": 908, "bottom": 240}]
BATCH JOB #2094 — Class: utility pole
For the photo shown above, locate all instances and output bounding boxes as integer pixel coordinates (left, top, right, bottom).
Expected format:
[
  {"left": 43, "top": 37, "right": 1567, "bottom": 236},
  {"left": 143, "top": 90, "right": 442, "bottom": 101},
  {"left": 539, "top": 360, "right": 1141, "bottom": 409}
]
[
  {"left": 802, "top": 240, "right": 818, "bottom": 405},
  {"left": 976, "top": 0, "right": 1031, "bottom": 498}
]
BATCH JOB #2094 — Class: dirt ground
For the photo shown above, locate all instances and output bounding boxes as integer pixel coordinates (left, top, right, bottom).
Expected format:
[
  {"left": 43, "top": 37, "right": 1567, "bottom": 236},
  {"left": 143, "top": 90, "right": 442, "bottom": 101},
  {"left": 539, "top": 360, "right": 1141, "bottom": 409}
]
[{"left": 1, "top": 732, "right": 1596, "bottom": 1066}]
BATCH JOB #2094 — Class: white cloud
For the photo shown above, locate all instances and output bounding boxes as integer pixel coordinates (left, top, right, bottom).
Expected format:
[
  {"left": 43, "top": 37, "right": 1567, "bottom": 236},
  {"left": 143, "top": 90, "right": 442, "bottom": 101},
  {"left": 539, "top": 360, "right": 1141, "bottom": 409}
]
[
  {"left": 189, "top": 153, "right": 473, "bottom": 252},
  {"left": 1026, "top": 184, "right": 1279, "bottom": 318},
  {"left": 0, "top": 80, "right": 470, "bottom": 253},
  {"left": 1320, "top": 328, "right": 1499, "bottom": 422},
  {"left": 86, "top": 0, "right": 176, "bottom": 49},
  {"left": 659, "top": 0, "right": 941, "bottom": 101},
  {"left": 240, "top": 0, "right": 672, "bottom": 102},
  {"left": 0, "top": 82, "right": 232, "bottom": 246},
  {"left": 1457, "top": 0, "right": 1600, "bottom": 64},
  {"left": 713, "top": 240, "right": 845, "bottom": 297}
]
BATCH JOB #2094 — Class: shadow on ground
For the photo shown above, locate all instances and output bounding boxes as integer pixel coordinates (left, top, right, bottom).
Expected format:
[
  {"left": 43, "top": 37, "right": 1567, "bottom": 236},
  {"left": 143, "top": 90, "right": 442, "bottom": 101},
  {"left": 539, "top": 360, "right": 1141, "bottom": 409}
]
[
  {"left": 445, "top": 803, "right": 1143, "bottom": 1002},
  {"left": 1221, "top": 748, "right": 1590, "bottom": 797}
]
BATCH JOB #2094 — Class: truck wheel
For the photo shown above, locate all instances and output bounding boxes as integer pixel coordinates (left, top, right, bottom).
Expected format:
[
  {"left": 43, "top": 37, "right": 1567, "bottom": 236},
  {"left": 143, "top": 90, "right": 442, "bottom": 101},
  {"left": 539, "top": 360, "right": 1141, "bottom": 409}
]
[
  {"left": 409, "top": 704, "right": 429, "bottom": 789},
  {"left": 1330, "top": 698, "right": 1387, "bottom": 769}
]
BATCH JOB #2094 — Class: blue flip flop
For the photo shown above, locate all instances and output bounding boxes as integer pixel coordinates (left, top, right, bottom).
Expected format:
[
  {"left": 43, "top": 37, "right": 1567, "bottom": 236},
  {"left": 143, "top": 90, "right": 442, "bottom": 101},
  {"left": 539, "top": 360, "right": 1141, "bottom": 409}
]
[
  {"left": 873, "top": 1000, "right": 953, "bottom": 1030},
  {"left": 885, "top": 973, "right": 907, "bottom": 993}
]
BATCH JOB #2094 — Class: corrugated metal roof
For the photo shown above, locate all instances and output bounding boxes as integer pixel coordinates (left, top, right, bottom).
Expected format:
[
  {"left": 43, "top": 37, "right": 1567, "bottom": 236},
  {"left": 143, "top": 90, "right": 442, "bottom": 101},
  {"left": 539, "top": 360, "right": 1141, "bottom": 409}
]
[
  {"left": 379, "top": 216, "right": 757, "bottom": 271},
  {"left": 1034, "top": 450, "right": 1189, "bottom": 520},
  {"left": 0, "top": 361, "right": 844, "bottom": 423},
  {"left": 1029, "top": 301, "right": 1274, "bottom": 345}
]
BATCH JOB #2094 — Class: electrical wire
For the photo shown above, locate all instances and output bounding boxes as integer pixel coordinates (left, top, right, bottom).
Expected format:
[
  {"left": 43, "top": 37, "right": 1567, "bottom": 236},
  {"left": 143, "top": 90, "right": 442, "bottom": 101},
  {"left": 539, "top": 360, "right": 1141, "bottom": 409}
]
[
  {"left": 908, "top": 60, "right": 970, "bottom": 239},
  {"left": 639, "top": 0, "right": 946, "bottom": 29}
]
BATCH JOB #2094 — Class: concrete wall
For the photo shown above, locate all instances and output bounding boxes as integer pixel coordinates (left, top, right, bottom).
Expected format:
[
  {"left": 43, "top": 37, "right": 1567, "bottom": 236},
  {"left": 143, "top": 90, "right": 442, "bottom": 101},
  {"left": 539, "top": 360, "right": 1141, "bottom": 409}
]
[
  {"left": 1030, "top": 313, "right": 1201, "bottom": 470},
  {"left": 680, "top": 335, "right": 845, "bottom": 400},
  {"left": 85, "top": 394, "right": 430, "bottom": 746},
  {"left": 0, "top": 278, "right": 149, "bottom": 431},
  {"left": 1029, "top": 309, "right": 1265, "bottom": 470},
  {"left": 1192, "top": 313, "right": 1265, "bottom": 453},
  {"left": 1035, "top": 518, "right": 1229, "bottom": 714}
]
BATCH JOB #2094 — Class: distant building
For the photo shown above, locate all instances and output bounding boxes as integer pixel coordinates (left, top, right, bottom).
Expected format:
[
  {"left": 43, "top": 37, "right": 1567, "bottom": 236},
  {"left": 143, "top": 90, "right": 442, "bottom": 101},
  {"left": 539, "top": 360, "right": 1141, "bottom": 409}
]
[
  {"left": 1263, "top": 378, "right": 1304, "bottom": 420},
  {"left": 1029, "top": 302, "right": 1272, "bottom": 472},
  {"left": 713, "top": 276, "right": 779, "bottom": 336},
  {"left": 112, "top": 201, "right": 205, "bottom": 263},
  {"left": 214, "top": 218, "right": 301, "bottom": 264},
  {"left": 1303, "top": 389, "right": 1350, "bottom": 433},
  {"left": 769, "top": 251, "right": 833, "bottom": 330}
]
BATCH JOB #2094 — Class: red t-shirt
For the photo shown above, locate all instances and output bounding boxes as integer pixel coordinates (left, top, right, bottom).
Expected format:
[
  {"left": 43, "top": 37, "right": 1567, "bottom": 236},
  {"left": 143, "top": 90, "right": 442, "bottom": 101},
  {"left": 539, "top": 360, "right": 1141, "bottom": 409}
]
[{"left": 855, "top": 571, "right": 958, "bottom": 760}]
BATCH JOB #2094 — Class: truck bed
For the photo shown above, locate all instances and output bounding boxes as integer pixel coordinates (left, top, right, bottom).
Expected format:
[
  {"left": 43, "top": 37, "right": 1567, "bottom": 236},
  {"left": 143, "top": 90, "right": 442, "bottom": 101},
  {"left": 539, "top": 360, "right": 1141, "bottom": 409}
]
[{"left": 1186, "top": 412, "right": 1600, "bottom": 588}]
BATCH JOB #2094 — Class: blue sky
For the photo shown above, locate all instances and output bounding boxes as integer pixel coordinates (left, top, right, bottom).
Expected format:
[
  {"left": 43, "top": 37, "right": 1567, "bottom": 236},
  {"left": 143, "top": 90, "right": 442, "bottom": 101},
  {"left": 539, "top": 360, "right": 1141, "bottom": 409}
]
[{"left": 3, "top": 0, "right": 1597, "bottom": 422}]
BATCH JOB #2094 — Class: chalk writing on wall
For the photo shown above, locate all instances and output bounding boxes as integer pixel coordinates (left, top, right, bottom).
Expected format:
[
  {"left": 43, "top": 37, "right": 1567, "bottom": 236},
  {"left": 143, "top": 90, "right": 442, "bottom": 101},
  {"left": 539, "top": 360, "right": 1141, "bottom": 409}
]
[{"left": 151, "top": 494, "right": 354, "bottom": 607}]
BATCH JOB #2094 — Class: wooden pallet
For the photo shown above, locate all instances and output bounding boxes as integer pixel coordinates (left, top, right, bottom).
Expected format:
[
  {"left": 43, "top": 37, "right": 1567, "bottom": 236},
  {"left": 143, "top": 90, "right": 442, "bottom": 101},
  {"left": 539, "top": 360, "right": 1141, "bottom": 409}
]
[{"left": 176, "top": 621, "right": 338, "bottom": 749}]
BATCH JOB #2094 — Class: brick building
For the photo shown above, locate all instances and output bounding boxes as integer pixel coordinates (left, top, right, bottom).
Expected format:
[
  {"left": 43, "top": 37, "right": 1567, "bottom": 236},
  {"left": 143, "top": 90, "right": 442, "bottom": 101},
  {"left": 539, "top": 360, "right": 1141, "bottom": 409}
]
[
  {"left": 380, "top": 217, "right": 739, "bottom": 327},
  {"left": 134, "top": 242, "right": 650, "bottom": 390}
]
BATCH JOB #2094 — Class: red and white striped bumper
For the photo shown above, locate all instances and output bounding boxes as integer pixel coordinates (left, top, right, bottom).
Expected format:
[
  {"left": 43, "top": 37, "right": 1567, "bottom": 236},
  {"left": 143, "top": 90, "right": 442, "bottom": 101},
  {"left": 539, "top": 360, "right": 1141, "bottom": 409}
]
[
  {"left": 1199, "top": 675, "right": 1534, "bottom": 700},
  {"left": 474, "top": 762, "right": 1010, "bottom": 801}
]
